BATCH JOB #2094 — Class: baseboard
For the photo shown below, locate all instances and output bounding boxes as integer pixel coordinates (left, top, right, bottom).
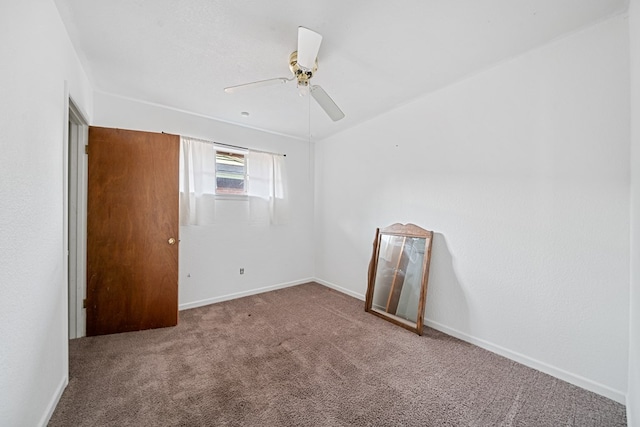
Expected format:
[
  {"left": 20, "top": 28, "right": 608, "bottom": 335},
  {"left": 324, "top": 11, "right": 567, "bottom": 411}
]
[
  {"left": 313, "top": 278, "right": 366, "bottom": 301},
  {"left": 38, "top": 375, "right": 68, "bottom": 427},
  {"left": 423, "top": 319, "right": 626, "bottom": 405},
  {"left": 178, "top": 278, "right": 315, "bottom": 311},
  {"left": 312, "top": 280, "right": 626, "bottom": 405}
]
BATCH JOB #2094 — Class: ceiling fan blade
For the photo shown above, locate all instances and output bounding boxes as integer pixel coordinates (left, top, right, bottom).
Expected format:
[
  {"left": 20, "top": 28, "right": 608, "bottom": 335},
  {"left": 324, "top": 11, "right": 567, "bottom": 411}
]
[
  {"left": 297, "top": 27, "right": 323, "bottom": 70},
  {"left": 224, "top": 77, "right": 292, "bottom": 93},
  {"left": 310, "top": 85, "right": 345, "bottom": 121}
]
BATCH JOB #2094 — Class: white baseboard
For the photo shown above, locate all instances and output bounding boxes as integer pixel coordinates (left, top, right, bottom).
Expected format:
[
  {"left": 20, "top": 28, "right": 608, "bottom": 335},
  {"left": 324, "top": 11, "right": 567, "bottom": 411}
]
[
  {"left": 421, "top": 319, "right": 626, "bottom": 405},
  {"left": 313, "top": 278, "right": 366, "bottom": 301},
  {"left": 38, "top": 375, "right": 68, "bottom": 427},
  {"left": 313, "top": 280, "right": 626, "bottom": 405},
  {"left": 178, "top": 278, "right": 315, "bottom": 311}
]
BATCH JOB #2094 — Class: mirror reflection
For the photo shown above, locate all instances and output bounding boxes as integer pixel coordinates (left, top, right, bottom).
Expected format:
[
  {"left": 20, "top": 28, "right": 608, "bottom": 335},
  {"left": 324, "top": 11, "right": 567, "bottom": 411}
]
[{"left": 371, "top": 235, "right": 426, "bottom": 323}]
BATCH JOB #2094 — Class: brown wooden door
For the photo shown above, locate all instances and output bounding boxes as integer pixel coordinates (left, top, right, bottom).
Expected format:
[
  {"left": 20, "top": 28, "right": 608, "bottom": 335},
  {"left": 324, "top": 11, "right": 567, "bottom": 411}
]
[{"left": 86, "top": 127, "right": 179, "bottom": 336}]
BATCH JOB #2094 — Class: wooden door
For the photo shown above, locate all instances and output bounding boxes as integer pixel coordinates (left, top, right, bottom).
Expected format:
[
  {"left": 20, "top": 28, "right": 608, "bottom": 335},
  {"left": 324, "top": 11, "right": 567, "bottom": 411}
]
[{"left": 86, "top": 127, "right": 179, "bottom": 336}]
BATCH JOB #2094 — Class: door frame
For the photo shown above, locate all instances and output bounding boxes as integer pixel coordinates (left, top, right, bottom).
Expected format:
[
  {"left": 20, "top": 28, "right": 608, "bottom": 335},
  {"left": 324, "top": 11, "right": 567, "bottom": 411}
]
[{"left": 64, "top": 91, "right": 89, "bottom": 339}]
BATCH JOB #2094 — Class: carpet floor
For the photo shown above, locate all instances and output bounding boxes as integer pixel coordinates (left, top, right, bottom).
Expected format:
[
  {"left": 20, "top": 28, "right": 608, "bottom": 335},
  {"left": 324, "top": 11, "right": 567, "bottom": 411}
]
[{"left": 49, "top": 282, "right": 627, "bottom": 426}]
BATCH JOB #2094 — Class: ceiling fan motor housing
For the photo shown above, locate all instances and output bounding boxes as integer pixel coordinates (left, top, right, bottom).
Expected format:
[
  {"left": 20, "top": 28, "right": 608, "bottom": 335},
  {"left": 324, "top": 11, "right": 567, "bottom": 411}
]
[{"left": 289, "top": 51, "right": 317, "bottom": 87}]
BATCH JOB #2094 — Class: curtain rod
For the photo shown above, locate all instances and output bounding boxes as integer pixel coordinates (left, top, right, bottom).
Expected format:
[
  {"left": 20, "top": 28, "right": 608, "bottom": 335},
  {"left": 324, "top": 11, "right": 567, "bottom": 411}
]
[{"left": 180, "top": 135, "right": 286, "bottom": 157}]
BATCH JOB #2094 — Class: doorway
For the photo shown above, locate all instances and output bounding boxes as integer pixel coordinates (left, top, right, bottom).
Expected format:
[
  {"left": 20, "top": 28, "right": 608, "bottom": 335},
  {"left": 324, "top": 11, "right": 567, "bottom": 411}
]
[{"left": 67, "top": 98, "right": 88, "bottom": 339}]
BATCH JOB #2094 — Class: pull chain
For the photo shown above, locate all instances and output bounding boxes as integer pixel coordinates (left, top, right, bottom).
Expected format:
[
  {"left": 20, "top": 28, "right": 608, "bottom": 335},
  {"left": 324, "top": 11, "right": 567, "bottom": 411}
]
[{"left": 308, "top": 90, "right": 312, "bottom": 182}]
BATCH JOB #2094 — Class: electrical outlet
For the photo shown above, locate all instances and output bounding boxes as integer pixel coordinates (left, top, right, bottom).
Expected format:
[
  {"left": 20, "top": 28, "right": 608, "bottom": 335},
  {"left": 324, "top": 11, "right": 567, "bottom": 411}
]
[{"left": 240, "top": 268, "right": 244, "bottom": 275}]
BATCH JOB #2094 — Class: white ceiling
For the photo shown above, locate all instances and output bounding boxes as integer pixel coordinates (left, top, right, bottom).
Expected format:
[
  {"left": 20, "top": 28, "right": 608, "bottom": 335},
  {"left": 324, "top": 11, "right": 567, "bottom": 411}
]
[{"left": 54, "top": 0, "right": 628, "bottom": 140}]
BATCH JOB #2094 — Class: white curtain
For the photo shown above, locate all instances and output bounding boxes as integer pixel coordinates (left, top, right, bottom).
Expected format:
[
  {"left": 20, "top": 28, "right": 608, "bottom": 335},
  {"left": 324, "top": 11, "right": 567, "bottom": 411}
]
[
  {"left": 179, "top": 137, "right": 217, "bottom": 225},
  {"left": 179, "top": 136, "right": 289, "bottom": 226},
  {"left": 247, "top": 151, "right": 289, "bottom": 225}
]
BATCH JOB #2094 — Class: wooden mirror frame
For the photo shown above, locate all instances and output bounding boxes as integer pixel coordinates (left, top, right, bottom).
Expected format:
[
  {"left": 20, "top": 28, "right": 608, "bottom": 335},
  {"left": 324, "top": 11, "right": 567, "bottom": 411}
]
[{"left": 365, "top": 223, "right": 434, "bottom": 335}]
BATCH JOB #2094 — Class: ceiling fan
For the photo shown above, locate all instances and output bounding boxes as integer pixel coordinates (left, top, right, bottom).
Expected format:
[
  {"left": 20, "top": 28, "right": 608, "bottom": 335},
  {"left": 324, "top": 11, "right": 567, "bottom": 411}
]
[{"left": 224, "top": 27, "right": 345, "bottom": 122}]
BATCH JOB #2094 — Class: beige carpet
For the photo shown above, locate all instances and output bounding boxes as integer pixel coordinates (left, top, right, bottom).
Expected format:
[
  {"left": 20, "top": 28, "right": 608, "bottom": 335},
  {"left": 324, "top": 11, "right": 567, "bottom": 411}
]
[{"left": 49, "top": 282, "right": 626, "bottom": 426}]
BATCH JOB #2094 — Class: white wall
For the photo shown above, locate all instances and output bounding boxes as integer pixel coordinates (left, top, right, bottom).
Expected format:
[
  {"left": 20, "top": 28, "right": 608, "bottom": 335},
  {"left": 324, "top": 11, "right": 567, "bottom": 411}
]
[
  {"left": 93, "top": 92, "right": 315, "bottom": 309},
  {"left": 315, "top": 15, "right": 630, "bottom": 402},
  {"left": 628, "top": 0, "right": 640, "bottom": 423},
  {"left": 0, "top": 0, "right": 93, "bottom": 425}
]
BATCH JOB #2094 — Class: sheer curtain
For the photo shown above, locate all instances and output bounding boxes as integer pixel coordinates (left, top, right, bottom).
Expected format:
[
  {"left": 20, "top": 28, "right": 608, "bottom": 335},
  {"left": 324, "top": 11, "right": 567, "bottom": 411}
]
[
  {"left": 247, "top": 151, "right": 289, "bottom": 225},
  {"left": 179, "top": 137, "right": 217, "bottom": 225},
  {"left": 179, "top": 136, "right": 289, "bottom": 226}
]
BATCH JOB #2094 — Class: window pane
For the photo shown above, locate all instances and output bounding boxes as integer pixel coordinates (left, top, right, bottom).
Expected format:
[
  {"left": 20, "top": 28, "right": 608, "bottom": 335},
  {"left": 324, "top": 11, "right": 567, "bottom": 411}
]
[{"left": 215, "top": 151, "right": 246, "bottom": 194}]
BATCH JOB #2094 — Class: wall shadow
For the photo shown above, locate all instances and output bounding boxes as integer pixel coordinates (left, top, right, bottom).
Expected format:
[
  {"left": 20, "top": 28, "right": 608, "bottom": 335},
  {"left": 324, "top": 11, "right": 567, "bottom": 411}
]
[{"left": 424, "top": 232, "right": 470, "bottom": 338}]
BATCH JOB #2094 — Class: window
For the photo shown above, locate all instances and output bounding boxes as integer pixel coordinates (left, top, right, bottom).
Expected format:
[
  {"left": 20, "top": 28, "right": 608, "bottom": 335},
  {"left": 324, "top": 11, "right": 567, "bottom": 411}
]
[
  {"left": 215, "top": 151, "right": 246, "bottom": 195},
  {"left": 180, "top": 137, "right": 289, "bottom": 225}
]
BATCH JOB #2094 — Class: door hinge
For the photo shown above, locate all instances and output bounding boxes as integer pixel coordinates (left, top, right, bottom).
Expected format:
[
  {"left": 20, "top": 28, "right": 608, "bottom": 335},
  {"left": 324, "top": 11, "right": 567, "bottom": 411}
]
[
  {"left": 85, "top": 145, "right": 89, "bottom": 155},
  {"left": 83, "top": 298, "right": 87, "bottom": 309}
]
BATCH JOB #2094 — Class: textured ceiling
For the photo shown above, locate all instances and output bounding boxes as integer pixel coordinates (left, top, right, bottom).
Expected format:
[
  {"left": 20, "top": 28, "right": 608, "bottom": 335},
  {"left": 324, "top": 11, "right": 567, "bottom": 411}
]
[{"left": 54, "top": 0, "right": 628, "bottom": 140}]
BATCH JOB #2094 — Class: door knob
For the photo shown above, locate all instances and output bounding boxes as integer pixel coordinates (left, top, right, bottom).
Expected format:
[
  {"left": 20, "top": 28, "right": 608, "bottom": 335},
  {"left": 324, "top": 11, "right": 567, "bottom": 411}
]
[{"left": 168, "top": 237, "right": 176, "bottom": 245}]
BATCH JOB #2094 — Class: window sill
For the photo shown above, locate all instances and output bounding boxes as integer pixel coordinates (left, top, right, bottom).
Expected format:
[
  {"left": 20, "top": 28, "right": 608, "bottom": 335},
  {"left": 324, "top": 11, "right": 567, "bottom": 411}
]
[{"left": 214, "top": 193, "right": 249, "bottom": 201}]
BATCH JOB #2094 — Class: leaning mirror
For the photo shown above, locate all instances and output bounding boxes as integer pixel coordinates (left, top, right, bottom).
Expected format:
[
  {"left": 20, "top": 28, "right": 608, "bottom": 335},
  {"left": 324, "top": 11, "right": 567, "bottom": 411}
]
[{"left": 365, "top": 223, "right": 433, "bottom": 335}]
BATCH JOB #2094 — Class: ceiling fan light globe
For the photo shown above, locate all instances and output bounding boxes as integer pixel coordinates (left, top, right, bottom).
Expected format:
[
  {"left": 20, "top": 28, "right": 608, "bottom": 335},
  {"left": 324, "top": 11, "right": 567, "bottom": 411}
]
[{"left": 297, "top": 82, "right": 310, "bottom": 97}]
